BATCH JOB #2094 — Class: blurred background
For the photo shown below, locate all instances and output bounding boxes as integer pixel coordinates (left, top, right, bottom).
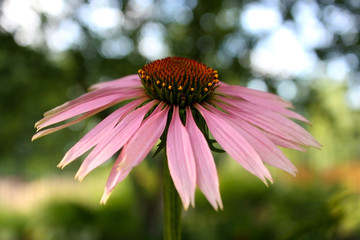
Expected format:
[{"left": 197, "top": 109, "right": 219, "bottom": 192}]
[{"left": 0, "top": 0, "right": 360, "bottom": 239}]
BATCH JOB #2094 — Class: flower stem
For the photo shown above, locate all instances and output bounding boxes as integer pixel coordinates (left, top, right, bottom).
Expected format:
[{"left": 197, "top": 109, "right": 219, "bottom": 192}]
[{"left": 163, "top": 150, "right": 182, "bottom": 240}]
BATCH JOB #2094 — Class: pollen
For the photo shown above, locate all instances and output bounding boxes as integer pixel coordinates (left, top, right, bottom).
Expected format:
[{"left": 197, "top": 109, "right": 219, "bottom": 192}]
[{"left": 138, "top": 57, "right": 220, "bottom": 106}]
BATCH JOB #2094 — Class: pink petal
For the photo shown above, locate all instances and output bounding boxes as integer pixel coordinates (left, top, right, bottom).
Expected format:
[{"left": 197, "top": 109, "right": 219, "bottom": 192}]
[
  {"left": 217, "top": 84, "right": 292, "bottom": 109},
  {"left": 33, "top": 108, "right": 101, "bottom": 141},
  {"left": 215, "top": 100, "right": 321, "bottom": 149},
  {"left": 194, "top": 103, "right": 273, "bottom": 184},
  {"left": 43, "top": 77, "right": 141, "bottom": 118},
  {"left": 227, "top": 115, "right": 297, "bottom": 175},
  {"left": 36, "top": 88, "right": 145, "bottom": 130},
  {"left": 166, "top": 105, "right": 196, "bottom": 210},
  {"left": 218, "top": 83, "right": 287, "bottom": 102},
  {"left": 265, "top": 133, "right": 307, "bottom": 152},
  {"left": 33, "top": 97, "right": 146, "bottom": 141},
  {"left": 205, "top": 102, "right": 300, "bottom": 169},
  {"left": 101, "top": 104, "right": 170, "bottom": 203},
  {"left": 100, "top": 152, "right": 132, "bottom": 204},
  {"left": 118, "top": 103, "right": 170, "bottom": 172},
  {"left": 215, "top": 95, "right": 310, "bottom": 124},
  {"left": 185, "top": 107, "right": 223, "bottom": 210},
  {"left": 57, "top": 99, "right": 144, "bottom": 168},
  {"left": 89, "top": 74, "right": 142, "bottom": 90},
  {"left": 75, "top": 100, "right": 157, "bottom": 181},
  {"left": 42, "top": 88, "right": 138, "bottom": 118}
]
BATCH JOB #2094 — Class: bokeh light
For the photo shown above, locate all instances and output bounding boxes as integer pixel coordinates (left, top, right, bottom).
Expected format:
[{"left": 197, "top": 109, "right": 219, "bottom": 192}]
[{"left": 1, "top": 0, "right": 360, "bottom": 239}]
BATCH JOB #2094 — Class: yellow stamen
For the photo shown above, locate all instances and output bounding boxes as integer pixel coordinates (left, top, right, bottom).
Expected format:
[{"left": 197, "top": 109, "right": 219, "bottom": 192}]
[
  {"left": 204, "top": 88, "right": 208, "bottom": 92},
  {"left": 178, "top": 86, "right": 183, "bottom": 90},
  {"left": 146, "top": 76, "right": 150, "bottom": 80},
  {"left": 168, "top": 85, "right": 172, "bottom": 90},
  {"left": 162, "top": 83, "right": 166, "bottom": 87},
  {"left": 208, "top": 82, "right": 212, "bottom": 87},
  {"left": 156, "top": 80, "right": 160, "bottom": 85}
]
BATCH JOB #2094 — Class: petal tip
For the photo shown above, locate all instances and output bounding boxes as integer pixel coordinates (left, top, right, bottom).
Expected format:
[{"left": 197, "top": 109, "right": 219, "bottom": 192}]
[
  {"left": 263, "top": 176, "right": 274, "bottom": 187},
  {"left": 74, "top": 171, "right": 85, "bottom": 182},
  {"left": 100, "top": 191, "right": 111, "bottom": 204},
  {"left": 183, "top": 202, "right": 190, "bottom": 211},
  {"left": 267, "top": 177, "right": 274, "bottom": 186},
  {"left": 57, "top": 154, "right": 72, "bottom": 169},
  {"left": 57, "top": 163, "right": 67, "bottom": 170},
  {"left": 314, "top": 142, "right": 323, "bottom": 149},
  {"left": 191, "top": 198, "right": 195, "bottom": 208},
  {"left": 218, "top": 200, "right": 224, "bottom": 211}
]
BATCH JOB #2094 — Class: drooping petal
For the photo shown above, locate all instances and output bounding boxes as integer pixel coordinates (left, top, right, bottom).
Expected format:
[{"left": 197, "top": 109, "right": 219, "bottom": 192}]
[
  {"left": 36, "top": 88, "right": 145, "bottom": 130},
  {"left": 215, "top": 95, "right": 310, "bottom": 124},
  {"left": 57, "top": 99, "right": 144, "bottom": 169},
  {"left": 215, "top": 100, "right": 321, "bottom": 149},
  {"left": 75, "top": 100, "right": 158, "bottom": 181},
  {"left": 218, "top": 110, "right": 298, "bottom": 175},
  {"left": 100, "top": 157, "right": 131, "bottom": 204},
  {"left": 166, "top": 105, "right": 196, "bottom": 209},
  {"left": 33, "top": 98, "right": 147, "bottom": 141},
  {"left": 217, "top": 84, "right": 292, "bottom": 109},
  {"left": 33, "top": 108, "right": 101, "bottom": 141},
  {"left": 89, "top": 74, "right": 142, "bottom": 90},
  {"left": 185, "top": 107, "right": 223, "bottom": 210},
  {"left": 219, "top": 82, "right": 283, "bottom": 100},
  {"left": 194, "top": 103, "right": 273, "bottom": 184},
  {"left": 101, "top": 104, "right": 170, "bottom": 204},
  {"left": 240, "top": 126, "right": 298, "bottom": 176},
  {"left": 118, "top": 103, "right": 170, "bottom": 172},
  {"left": 265, "top": 133, "right": 306, "bottom": 152},
  {"left": 41, "top": 88, "right": 140, "bottom": 118}
]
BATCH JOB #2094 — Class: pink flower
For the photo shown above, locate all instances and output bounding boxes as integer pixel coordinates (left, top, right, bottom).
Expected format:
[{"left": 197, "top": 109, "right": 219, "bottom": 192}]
[{"left": 33, "top": 57, "right": 321, "bottom": 210}]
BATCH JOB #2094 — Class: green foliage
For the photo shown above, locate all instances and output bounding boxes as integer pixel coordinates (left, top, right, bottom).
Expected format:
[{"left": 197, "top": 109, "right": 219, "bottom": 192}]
[
  {"left": 0, "top": 0, "right": 360, "bottom": 239},
  {"left": 182, "top": 177, "right": 348, "bottom": 240},
  {"left": 0, "top": 209, "right": 26, "bottom": 240},
  {"left": 23, "top": 201, "right": 144, "bottom": 240},
  {"left": 1, "top": 177, "right": 357, "bottom": 240}
]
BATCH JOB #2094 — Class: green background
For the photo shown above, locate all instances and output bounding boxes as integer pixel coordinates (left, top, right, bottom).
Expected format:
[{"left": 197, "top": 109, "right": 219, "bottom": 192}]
[{"left": 0, "top": 0, "right": 359, "bottom": 239}]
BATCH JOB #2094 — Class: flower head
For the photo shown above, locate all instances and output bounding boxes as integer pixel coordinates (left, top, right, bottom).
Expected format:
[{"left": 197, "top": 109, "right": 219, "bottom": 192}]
[{"left": 33, "top": 57, "right": 321, "bottom": 210}]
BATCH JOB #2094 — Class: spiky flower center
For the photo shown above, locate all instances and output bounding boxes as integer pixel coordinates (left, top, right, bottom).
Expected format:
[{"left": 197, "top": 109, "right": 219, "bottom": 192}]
[{"left": 138, "top": 57, "right": 219, "bottom": 106}]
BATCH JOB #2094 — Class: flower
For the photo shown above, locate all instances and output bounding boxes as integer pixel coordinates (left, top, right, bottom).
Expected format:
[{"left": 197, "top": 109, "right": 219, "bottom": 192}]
[{"left": 33, "top": 57, "right": 321, "bottom": 210}]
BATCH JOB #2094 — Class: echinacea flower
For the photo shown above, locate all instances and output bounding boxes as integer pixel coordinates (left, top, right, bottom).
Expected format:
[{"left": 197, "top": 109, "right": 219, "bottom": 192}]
[{"left": 33, "top": 57, "right": 321, "bottom": 210}]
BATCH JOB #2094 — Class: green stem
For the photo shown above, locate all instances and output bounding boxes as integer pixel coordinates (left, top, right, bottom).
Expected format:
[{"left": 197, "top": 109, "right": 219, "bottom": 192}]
[{"left": 163, "top": 150, "right": 182, "bottom": 240}]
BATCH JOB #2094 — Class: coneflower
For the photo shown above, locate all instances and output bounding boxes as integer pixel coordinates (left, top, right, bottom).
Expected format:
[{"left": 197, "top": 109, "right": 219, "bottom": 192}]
[{"left": 33, "top": 57, "right": 320, "bottom": 238}]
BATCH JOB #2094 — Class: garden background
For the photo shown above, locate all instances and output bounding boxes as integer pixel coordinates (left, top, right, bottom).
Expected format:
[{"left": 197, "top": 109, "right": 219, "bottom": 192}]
[{"left": 0, "top": 0, "right": 359, "bottom": 239}]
